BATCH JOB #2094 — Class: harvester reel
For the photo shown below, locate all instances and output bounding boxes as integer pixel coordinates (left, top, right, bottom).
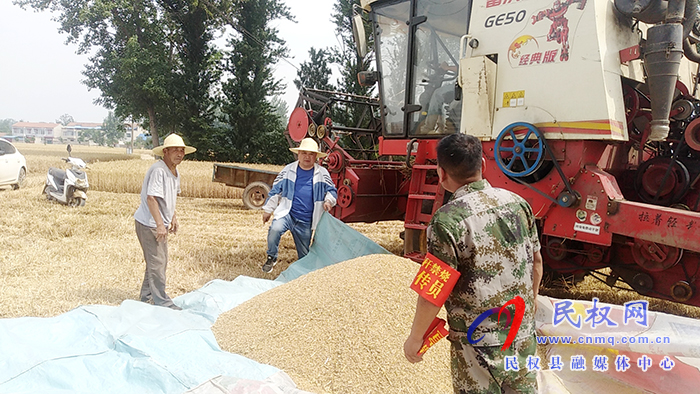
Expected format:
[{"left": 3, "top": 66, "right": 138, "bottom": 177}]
[{"left": 495, "top": 122, "right": 546, "bottom": 178}]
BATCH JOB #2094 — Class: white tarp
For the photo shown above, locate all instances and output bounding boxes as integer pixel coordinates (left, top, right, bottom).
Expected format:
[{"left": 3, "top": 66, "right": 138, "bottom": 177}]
[{"left": 0, "top": 214, "right": 390, "bottom": 394}]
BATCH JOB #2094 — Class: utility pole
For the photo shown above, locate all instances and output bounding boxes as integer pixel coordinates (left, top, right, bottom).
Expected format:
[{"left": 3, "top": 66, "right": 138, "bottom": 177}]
[{"left": 128, "top": 116, "right": 135, "bottom": 155}]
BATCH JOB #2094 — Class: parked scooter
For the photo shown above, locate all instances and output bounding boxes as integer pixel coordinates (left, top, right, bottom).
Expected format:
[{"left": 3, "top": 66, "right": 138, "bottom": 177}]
[{"left": 43, "top": 144, "right": 89, "bottom": 207}]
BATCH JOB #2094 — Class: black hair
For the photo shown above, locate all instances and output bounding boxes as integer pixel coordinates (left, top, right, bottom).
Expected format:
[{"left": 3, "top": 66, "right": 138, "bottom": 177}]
[{"left": 436, "top": 134, "right": 482, "bottom": 183}]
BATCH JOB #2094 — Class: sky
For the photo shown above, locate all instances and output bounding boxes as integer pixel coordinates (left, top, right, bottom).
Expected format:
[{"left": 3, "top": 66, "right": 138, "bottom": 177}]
[{"left": 0, "top": 1, "right": 341, "bottom": 124}]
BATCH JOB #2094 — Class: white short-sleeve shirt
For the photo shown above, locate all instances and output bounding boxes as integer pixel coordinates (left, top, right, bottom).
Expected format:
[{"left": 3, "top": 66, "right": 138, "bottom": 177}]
[{"left": 134, "top": 160, "right": 180, "bottom": 228}]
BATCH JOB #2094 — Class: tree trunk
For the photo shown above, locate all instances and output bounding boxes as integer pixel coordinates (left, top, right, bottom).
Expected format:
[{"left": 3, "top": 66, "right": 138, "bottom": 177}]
[{"left": 148, "top": 106, "right": 160, "bottom": 147}]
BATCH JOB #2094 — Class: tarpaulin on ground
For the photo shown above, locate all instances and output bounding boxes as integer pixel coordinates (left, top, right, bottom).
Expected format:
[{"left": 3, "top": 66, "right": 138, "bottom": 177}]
[
  {"left": 0, "top": 301, "right": 278, "bottom": 394},
  {"left": 273, "top": 214, "right": 391, "bottom": 283},
  {"left": 0, "top": 213, "right": 390, "bottom": 394}
]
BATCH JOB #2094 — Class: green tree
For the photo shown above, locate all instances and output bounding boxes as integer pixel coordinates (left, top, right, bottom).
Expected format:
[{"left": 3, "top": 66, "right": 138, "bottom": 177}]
[
  {"left": 0, "top": 119, "right": 16, "bottom": 134},
  {"left": 160, "top": 0, "right": 225, "bottom": 159},
  {"left": 78, "top": 129, "right": 103, "bottom": 146},
  {"left": 16, "top": 0, "right": 174, "bottom": 146},
  {"left": 102, "top": 111, "right": 126, "bottom": 147},
  {"left": 56, "top": 114, "right": 74, "bottom": 126},
  {"left": 216, "top": 0, "right": 294, "bottom": 164},
  {"left": 293, "top": 47, "right": 335, "bottom": 91},
  {"left": 16, "top": 0, "right": 225, "bottom": 150},
  {"left": 270, "top": 95, "right": 289, "bottom": 120}
]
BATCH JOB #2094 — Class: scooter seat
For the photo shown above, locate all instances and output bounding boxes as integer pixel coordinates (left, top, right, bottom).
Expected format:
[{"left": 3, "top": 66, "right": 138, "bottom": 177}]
[{"left": 49, "top": 167, "right": 67, "bottom": 184}]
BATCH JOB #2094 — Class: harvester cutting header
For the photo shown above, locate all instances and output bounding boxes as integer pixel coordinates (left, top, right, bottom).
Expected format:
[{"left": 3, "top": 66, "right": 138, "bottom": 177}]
[{"left": 284, "top": 0, "right": 700, "bottom": 308}]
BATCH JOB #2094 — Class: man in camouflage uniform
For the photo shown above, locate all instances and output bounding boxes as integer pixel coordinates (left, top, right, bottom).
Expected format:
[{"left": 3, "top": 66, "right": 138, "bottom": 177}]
[{"left": 404, "top": 133, "right": 543, "bottom": 394}]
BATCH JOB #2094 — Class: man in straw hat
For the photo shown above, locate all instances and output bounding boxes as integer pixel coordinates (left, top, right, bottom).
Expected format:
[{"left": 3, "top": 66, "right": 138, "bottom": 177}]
[
  {"left": 134, "top": 134, "right": 196, "bottom": 310},
  {"left": 261, "top": 138, "right": 337, "bottom": 273}
]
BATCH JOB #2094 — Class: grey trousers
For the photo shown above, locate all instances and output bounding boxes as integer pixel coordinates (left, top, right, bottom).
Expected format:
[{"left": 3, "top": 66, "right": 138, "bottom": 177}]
[{"left": 135, "top": 220, "right": 175, "bottom": 307}]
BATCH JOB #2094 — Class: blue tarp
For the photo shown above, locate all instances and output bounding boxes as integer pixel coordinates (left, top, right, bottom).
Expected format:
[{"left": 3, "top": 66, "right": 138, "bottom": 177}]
[{"left": 0, "top": 213, "right": 390, "bottom": 394}]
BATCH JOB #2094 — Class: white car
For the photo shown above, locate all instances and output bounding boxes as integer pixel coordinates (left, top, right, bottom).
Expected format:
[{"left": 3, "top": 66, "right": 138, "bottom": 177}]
[{"left": 0, "top": 138, "right": 27, "bottom": 190}]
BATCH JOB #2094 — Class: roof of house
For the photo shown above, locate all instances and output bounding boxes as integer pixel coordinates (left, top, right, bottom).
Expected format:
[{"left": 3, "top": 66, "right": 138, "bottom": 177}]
[
  {"left": 12, "top": 122, "right": 60, "bottom": 128},
  {"left": 66, "top": 122, "right": 103, "bottom": 128}
]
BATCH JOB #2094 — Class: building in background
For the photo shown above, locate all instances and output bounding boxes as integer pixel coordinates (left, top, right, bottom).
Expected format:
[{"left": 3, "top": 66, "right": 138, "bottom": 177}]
[
  {"left": 62, "top": 122, "right": 103, "bottom": 143},
  {"left": 10, "top": 122, "right": 61, "bottom": 143},
  {"left": 8, "top": 121, "right": 147, "bottom": 147}
]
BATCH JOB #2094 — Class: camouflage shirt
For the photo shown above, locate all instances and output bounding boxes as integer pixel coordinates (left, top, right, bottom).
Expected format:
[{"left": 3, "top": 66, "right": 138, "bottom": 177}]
[{"left": 427, "top": 179, "right": 540, "bottom": 347}]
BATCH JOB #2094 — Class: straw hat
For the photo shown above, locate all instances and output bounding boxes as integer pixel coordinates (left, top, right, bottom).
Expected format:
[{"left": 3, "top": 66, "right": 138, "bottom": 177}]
[
  {"left": 289, "top": 138, "right": 327, "bottom": 158},
  {"left": 152, "top": 134, "right": 196, "bottom": 156}
]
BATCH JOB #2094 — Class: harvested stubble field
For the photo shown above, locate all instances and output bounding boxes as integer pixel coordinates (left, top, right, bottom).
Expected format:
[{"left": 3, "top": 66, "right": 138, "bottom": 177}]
[{"left": 0, "top": 143, "right": 404, "bottom": 318}]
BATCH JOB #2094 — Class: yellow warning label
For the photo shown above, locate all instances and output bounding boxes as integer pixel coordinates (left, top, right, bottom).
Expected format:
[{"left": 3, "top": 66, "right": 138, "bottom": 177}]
[{"left": 503, "top": 90, "right": 525, "bottom": 108}]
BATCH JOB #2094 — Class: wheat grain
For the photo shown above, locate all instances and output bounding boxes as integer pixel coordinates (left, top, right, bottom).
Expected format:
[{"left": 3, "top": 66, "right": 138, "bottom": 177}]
[{"left": 212, "top": 254, "right": 453, "bottom": 394}]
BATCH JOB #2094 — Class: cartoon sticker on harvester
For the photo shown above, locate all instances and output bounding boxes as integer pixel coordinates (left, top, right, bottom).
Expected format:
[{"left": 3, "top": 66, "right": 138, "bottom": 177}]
[
  {"left": 531, "top": 0, "right": 588, "bottom": 61},
  {"left": 508, "top": 35, "right": 539, "bottom": 65}
]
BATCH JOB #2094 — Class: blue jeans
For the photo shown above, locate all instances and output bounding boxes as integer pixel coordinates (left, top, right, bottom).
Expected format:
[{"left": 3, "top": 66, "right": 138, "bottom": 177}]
[{"left": 266, "top": 215, "right": 312, "bottom": 260}]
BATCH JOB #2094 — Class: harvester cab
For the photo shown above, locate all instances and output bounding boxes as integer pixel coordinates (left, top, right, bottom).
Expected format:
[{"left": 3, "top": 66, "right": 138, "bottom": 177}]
[{"left": 287, "top": 0, "right": 700, "bottom": 308}]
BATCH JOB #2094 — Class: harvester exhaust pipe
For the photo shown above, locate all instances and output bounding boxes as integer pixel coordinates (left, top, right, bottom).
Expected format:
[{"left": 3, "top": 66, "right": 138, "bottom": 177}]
[{"left": 644, "top": 22, "right": 684, "bottom": 140}]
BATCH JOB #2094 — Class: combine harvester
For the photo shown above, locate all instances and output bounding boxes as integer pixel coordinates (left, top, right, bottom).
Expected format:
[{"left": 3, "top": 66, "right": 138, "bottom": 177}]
[{"left": 285, "top": 0, "right": 700, "bottom": 309}]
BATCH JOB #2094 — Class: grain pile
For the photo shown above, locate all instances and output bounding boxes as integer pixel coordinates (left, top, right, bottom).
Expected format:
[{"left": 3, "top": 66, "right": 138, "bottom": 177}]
[{"left": 212, "top": 254, "right": 453, "bottom": 394}]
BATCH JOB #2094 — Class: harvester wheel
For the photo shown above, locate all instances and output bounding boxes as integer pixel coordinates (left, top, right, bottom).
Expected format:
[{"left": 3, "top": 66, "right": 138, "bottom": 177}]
[
  {"left": 631, "top": 239, "right": 682, "bottom": 272},
  {"left": 631, "top": 272, "right": 654, "bottom": 294},
  {"left": 307, "top": 123, "right": 317, "bottom": 138},
  {"left": 635, "top": 157, "right": 690, "bottom": 205},
  {"left": 494, "top": 122, "right": 545, "bottom": 178},
  {"left": 623, "top": 84, "right": 640, "bottom": 124},
  {"left": 684, "top": 117, "right": 700, "bottom": 151},
  {"left": 242, "top": 181, "right": 271, "bottom": 210},
  {"left": 671, "top": 281, "right": 693, "bottom": 302},
  {"left": 288, "top": 107, "right": 311, "bottom": 142},
  {"left": 337, "top": 184, "right": 354, "bottom": 208},
  {"left": 316, "top": 125, "right": 327, "bottom": 139},
  {"left": 327, "top": 149, "right": 347, "bottom": 173}
]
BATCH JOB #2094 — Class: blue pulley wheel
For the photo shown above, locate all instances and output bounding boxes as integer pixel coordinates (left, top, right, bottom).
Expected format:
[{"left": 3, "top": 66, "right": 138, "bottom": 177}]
[{"left": 494, "top": 122, "right": 545, "bottom": 178}]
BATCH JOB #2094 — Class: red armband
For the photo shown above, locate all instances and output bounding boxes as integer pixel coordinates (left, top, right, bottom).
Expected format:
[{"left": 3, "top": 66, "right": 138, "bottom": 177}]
[
  {"left": 418, "top": 317, "right": 449, "bottom": 355},
  {"left": 410, "top": 253, "right": 460, "bottom": 307}
]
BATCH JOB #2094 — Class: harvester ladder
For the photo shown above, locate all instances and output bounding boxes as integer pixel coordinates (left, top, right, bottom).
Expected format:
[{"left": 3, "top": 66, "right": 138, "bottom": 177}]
[{"left": 404, "top": 162, "right": 446, "bottom": 262}]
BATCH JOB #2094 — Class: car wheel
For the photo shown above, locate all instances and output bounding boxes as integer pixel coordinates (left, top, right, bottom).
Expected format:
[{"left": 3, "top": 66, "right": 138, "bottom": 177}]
[{"left": 12, "top": 167, "right": 26, "bottom": 190}]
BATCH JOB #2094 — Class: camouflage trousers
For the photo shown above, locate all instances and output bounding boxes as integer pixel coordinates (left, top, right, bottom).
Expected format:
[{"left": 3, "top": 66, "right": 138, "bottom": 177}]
[{"left": 449, "top": 334, "right": 538, "bottom": 394}]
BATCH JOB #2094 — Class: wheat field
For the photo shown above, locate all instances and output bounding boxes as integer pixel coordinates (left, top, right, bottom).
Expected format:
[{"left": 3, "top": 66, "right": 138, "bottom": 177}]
[{"left": 0, "top": 143, "right": 403, "bottom": 318}]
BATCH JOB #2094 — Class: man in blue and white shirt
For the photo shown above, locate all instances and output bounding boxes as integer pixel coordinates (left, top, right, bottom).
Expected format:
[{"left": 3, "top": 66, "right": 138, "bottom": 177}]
[{"left": 261, "top": 138, "right": 338, "bottom": 273}]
